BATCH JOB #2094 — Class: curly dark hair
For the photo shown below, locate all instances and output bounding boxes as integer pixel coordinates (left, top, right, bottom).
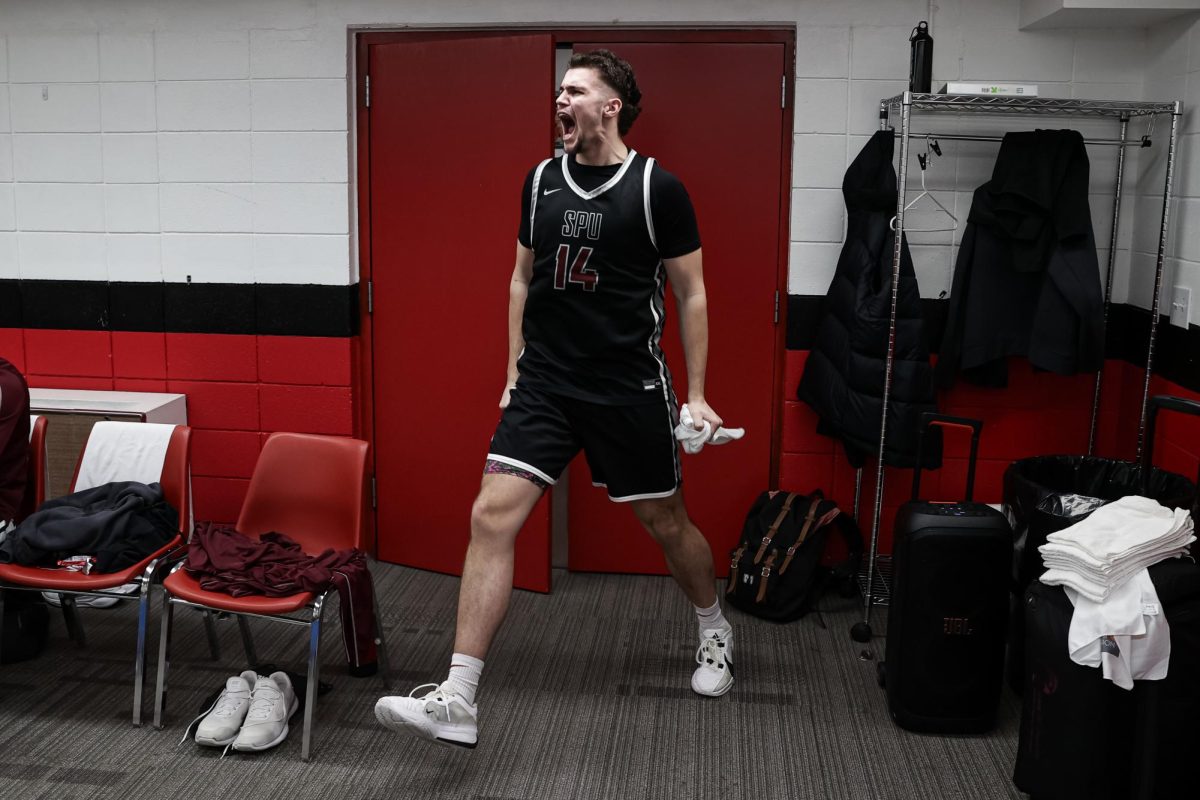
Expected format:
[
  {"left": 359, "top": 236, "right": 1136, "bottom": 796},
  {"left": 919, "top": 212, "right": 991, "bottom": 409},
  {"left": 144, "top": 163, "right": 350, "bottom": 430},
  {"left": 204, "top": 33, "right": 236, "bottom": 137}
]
[{"left": 568, "top": 49, "right": 642, "bottom": 135}]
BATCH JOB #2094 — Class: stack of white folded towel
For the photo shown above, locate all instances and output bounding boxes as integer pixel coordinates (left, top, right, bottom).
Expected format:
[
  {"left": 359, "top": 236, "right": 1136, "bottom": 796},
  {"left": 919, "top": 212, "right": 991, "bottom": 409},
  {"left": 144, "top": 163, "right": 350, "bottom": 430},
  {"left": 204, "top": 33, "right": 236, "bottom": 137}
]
[
  {"left": 1039, "top": 495, "right": 1194, "bottom": 603},
  {"left": 1039, "top": 494, "right": 1195, "bottom": 689}
]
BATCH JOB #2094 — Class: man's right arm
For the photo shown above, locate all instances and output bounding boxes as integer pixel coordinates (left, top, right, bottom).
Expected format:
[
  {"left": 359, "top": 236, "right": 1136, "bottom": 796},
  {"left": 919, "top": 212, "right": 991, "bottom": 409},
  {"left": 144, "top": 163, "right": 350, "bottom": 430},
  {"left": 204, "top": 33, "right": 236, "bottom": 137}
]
[{"left": 502, "top": 242, "right": 534, "bottom": 409}]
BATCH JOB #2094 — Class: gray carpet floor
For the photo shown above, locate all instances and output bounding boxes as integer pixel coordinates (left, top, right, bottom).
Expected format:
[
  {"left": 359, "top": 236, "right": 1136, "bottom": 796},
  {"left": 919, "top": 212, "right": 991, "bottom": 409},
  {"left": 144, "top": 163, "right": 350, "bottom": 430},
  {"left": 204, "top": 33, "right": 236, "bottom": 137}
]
[{"left": 0, "top": 563, "right": 1027, "bottom": 800}]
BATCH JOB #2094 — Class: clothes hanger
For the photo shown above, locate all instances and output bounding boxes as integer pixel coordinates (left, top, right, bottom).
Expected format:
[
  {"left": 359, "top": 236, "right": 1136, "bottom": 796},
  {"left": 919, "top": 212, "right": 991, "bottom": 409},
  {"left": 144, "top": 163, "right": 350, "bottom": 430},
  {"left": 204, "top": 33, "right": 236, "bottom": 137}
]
[{"left": 890, "top": 137, "right": 958, "bottom": 233}]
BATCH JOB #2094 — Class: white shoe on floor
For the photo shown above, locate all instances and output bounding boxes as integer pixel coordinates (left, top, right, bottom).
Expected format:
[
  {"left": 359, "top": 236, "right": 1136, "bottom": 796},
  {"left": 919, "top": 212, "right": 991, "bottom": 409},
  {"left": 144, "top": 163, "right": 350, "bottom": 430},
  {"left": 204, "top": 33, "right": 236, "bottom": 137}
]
[
  {"left": 692, "top": 627, "right": 734, "bottom": 697},
  {"left": 230, "top": 672, "right": 298, "bottom": 752},
  {"left": 375, "top": 682, "right": 479, "bottom": 748},
  {"left": 194, "top": 670, "right": 257, "bottom": 747}
]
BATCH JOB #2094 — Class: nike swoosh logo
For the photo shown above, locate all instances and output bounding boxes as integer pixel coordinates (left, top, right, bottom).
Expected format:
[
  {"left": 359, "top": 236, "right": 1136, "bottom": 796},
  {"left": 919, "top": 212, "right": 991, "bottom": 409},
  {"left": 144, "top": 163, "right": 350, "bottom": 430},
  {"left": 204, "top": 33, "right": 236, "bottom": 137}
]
[{"left": 543, "top": 188, "right": 562, "bottom": 196}]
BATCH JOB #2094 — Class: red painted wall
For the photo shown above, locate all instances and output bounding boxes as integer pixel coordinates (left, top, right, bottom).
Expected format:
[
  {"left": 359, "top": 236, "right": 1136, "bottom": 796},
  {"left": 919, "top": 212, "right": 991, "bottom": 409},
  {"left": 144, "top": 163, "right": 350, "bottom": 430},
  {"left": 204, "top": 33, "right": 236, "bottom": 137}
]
[
  {"left": 1, "top": 327, "right": 354, "bottom": 524},
  {"left": 5, "top": 324, "right": 1191, "bottom": 547}
]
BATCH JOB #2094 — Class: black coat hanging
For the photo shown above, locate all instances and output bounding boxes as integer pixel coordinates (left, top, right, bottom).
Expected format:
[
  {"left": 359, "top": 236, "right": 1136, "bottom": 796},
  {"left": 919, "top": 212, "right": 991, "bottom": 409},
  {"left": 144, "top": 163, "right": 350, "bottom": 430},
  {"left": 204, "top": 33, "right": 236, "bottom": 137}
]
[
  {"left": 797, "top": 129, "right": 940, "bottom": 469},
  {"left": 936, "top": 129, "right": 1105, "bottom": 388}
]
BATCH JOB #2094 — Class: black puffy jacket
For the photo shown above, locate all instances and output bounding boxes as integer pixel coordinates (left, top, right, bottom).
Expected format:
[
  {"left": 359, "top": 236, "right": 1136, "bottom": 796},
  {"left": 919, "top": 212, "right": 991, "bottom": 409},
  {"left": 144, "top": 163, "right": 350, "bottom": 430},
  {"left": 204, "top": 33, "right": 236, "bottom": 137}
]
[
  {"left": 797, "top": 130, "right": 939, "bottom": 469},
  {"left": 0, "top": 481, "right": 177, "bottom": 572}
]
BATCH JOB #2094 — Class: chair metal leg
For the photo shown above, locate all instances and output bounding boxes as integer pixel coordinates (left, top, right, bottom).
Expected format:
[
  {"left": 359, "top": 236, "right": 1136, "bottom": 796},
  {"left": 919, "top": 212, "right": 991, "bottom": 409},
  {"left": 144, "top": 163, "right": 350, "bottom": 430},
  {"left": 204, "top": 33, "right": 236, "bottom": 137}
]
[
  {"left": 153, "top": 592, "right": 175, "bottom": 729},
  {"left": 60, "top": 595, "right": 86, "bottom": 647},
  {"left": 238, "top": 615, "right": 258, "bottom": 667},
  {"left": 301, "top": 594, "right": 327, "bottom": 762},
  {"left": 203, "top": 610, "right": 221, "bottom": 661},
  {"left": 132, "top": 565, "right": 155, "bottom": 726},
  {"left": 369, "top": 576, "right": 392, "bottom": 690}
]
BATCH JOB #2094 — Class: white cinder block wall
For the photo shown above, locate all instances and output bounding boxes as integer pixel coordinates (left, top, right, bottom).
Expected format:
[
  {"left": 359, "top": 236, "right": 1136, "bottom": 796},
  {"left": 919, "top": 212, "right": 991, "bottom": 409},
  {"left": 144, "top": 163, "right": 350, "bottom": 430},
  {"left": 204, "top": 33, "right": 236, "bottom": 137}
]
[
  {"left": 0, "top": 13, "right": 351, "bottom": 287},
  {"left": 0, "top": 0, "right": 1181, "bottom": 310},
  {"left": 1134, "top": 16, "right": 1200, "bottom": 327}
]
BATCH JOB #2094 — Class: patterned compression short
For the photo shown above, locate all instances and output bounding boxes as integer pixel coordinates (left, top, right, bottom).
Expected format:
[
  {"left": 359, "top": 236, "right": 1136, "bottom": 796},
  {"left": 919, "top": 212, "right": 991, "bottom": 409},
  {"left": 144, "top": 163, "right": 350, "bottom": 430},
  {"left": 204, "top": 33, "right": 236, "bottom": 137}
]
[{"left": 484, "top": 458, "right": 550, "bottom": 490}]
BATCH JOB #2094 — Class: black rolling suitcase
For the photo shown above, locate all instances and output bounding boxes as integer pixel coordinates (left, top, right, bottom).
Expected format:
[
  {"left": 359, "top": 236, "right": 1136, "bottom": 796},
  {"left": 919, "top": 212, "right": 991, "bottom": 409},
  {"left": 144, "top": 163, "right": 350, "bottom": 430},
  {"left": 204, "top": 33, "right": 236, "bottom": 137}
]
[
  {"left": 883, "top": 414, "right": 1013, "bottom": 733},
  {"left": 1014, "top": 395, "right": 1200, "bottom": 800}
]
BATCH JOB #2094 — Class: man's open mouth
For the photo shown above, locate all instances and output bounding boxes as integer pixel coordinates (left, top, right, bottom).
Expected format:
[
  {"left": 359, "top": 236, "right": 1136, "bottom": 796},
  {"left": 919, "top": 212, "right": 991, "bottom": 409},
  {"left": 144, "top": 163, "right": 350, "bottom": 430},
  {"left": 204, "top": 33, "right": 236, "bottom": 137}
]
[{"left": 558, "top": 113, "right": 576, "bottom": 137}]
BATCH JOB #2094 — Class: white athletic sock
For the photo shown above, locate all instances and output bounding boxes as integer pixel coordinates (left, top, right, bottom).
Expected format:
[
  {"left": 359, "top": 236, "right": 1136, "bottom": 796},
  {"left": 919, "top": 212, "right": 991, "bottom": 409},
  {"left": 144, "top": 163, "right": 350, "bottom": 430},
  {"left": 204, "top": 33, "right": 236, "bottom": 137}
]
[
  {"left": 444, "top": 653, "right": 484, "bottom": 706},
  {"left": 695, "top": 599, "right": 730, "bottom": 635}
]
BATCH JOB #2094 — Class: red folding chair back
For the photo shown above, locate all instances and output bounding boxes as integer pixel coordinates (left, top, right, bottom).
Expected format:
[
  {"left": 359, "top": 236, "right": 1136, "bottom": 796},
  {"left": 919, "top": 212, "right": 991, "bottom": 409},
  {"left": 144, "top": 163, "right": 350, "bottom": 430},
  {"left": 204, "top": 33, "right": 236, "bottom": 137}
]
[
  {"left": 17, "top": 414, "right": 48, "bottom": 523},
  {"left": 236, "top": 432, "right": 369, "bottom": 553}
]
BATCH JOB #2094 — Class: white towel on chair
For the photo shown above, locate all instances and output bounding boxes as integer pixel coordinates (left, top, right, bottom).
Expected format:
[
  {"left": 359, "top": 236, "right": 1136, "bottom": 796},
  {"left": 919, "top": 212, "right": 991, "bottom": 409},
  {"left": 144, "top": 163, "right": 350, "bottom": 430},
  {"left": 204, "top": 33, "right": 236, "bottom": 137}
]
[
  {"left": 74, "top": 421, "right": 175, "bottom": 492},
  {"left": 673, "top": 404, "right": 745, "bottom": 455}
]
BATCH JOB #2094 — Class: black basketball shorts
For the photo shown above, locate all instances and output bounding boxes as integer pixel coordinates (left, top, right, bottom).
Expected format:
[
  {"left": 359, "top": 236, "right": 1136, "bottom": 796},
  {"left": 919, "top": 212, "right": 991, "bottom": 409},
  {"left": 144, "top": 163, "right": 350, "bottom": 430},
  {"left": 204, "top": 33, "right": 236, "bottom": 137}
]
[{"left": 487, "top": 383, "right": 681, "bottom": 502}]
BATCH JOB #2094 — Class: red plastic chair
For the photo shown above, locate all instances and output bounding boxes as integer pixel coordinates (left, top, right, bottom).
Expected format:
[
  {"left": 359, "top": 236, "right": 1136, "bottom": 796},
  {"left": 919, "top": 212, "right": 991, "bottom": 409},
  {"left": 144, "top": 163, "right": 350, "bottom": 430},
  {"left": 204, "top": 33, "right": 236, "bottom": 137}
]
[
  {"left": 152, "top": 432, "right": 391, "bottom": 761},
  {"left": 15, "top": 415, "right": 48, "bottom": 523},
  {"left": 0, "top": 421, "right": 191, "bottom": 725}
]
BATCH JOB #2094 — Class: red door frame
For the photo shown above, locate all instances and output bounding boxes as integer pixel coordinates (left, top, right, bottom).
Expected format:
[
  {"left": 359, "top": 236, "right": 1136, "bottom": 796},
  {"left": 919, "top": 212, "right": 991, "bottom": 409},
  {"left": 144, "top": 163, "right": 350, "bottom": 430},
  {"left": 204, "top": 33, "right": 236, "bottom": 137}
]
[{"left": 353, "top": 27, "right": 795, "bottom": 558}]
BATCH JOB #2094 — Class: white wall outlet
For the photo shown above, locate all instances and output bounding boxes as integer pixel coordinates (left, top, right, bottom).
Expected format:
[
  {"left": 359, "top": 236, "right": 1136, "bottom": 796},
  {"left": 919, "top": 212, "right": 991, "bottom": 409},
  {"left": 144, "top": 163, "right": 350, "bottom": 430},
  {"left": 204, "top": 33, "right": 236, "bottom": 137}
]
[{"left": 1170, "top": 285, "right": 1191, "bottom": 328}]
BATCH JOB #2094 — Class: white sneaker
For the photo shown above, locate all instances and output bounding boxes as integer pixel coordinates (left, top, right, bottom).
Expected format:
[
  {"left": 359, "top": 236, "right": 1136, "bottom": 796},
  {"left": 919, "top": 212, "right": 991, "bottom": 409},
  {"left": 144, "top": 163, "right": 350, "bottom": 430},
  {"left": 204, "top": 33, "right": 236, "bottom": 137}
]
[
  {"left": 194, "top": 671, "right": 257, "bottom": 746},
  {"left": 230, "top": 672, "right": 298, "bottom": 752},
  {"left": 42, "top": 583, "right": 139, "bottom": 609},
  {"left": 691, "top": 627, "right": 734, "bottom": 697},
  {"left": 375, "top": 682, "right": 479, "bottom": 748}
]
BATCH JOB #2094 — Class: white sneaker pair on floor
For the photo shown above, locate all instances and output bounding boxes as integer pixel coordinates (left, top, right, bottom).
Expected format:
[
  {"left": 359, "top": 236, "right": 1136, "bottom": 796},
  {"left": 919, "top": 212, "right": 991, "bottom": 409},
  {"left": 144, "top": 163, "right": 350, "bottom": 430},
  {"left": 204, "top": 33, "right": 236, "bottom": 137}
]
[
  {"left": 190, "top": 670, "right": 299, "bottom": 754},
  {"left": 374, "top": 627, "right": 733, "bottom": 748}
]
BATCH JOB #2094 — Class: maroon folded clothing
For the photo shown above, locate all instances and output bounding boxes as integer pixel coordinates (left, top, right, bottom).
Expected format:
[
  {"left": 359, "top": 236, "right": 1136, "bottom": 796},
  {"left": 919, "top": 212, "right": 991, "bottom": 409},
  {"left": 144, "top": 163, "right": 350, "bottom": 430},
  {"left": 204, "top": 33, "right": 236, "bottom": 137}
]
[
  {"left": 185, "top": 522, "right": 378, "bottom": 673},
  {"left": 187, "top": 522, "right": 363, "bottom": 597}
]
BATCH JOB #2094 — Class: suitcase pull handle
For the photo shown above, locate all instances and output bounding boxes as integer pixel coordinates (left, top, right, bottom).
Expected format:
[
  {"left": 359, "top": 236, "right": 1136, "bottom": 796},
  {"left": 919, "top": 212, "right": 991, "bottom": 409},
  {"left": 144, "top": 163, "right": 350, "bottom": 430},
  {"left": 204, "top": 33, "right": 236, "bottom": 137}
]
[
  {"left": 912, "top": 413, "right": 984, "bottom": 502},
  {"left": 1142, "top": 395, "right": 1200, "bottom": 508}
]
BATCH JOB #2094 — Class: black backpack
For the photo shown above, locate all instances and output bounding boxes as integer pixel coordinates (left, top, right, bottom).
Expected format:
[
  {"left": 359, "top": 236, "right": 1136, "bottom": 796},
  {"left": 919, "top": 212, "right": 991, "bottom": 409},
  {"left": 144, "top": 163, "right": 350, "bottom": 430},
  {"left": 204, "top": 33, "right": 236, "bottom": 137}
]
[{"left": 725, "top": 490, "right": 863, "bottom": 622}]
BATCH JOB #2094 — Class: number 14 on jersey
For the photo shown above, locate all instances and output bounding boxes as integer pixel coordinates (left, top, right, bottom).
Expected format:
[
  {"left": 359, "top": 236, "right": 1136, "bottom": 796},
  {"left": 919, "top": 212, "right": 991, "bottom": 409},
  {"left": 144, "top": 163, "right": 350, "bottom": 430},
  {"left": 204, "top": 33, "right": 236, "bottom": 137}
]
[{"left": 554, "top": 244, "right": 597, "bottom": 292}]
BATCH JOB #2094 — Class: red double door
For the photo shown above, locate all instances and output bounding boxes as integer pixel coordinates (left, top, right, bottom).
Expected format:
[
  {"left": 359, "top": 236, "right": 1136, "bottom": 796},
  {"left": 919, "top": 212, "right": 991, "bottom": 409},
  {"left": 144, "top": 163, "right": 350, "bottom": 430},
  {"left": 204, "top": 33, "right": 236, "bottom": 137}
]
[{"left": 366, "top": 33, "right": 789, "bottom": 591}]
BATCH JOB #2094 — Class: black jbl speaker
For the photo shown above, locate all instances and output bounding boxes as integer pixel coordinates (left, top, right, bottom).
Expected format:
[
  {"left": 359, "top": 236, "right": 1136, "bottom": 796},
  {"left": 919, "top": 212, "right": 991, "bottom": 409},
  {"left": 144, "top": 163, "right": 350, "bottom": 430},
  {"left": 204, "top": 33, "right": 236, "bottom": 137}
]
[{"left": 884, "top": 413, "right": 1012, "bottom": 734}]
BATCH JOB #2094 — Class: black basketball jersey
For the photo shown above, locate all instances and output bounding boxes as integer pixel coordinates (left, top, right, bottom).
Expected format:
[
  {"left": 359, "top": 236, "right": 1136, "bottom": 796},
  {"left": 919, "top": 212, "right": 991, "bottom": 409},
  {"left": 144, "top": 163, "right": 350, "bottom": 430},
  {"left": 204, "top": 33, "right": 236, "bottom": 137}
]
[{"left": 518, "top": 151, "right": 676, "bottom": 406}]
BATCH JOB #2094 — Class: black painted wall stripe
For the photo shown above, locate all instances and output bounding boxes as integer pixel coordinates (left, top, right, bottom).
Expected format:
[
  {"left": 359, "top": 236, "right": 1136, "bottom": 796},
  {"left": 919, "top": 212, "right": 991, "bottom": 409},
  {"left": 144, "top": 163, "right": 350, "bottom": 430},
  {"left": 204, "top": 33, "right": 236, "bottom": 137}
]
[
  {"left": 18, "top": 280, "right": 109, "bottom": 331},
  {"left": 786, "top": 295, "right": 1200, "bottom": 394},
  {"left": 785, "top": 295, "right": 821, "bottom": 351},
  {"left": 1107, "top": 303, "right": 1200, "bottom": 391},
  {"left": 162, "top": 282, "right": 257, "bottom": 335},
  {"left": 109, "top": 282, "right": 165, "bottom": 332},
  {"left": 1, "top": 281, "right": 1195, "bottom": 391},
  {"left": 0, "top": 279, "right": 358, "bottom": 338},
  {"left": 256, "top": 284, "right": 361, "bottom": 338}
]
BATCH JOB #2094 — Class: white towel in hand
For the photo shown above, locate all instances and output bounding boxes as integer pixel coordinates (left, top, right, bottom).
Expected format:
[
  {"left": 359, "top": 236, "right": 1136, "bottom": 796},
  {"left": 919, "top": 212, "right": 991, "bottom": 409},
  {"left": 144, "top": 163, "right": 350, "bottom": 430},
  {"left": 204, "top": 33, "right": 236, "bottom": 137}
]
[{"left": 673, "top": 404, "right": 745, "bottom": 454}]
